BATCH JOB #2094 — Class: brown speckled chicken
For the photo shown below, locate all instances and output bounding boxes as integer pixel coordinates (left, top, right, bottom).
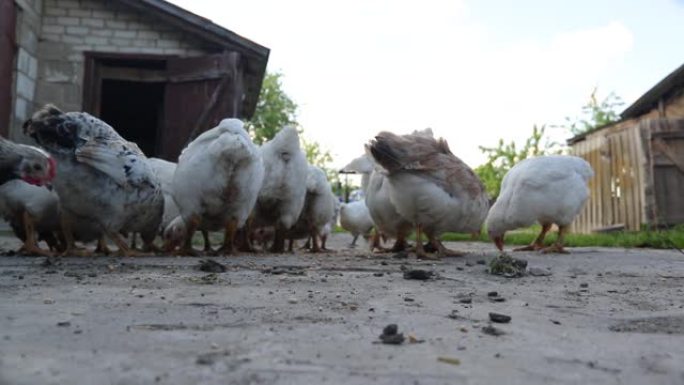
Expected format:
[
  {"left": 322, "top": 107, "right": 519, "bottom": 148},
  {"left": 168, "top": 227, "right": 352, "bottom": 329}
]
[
  {"left": 369, "top": 131, "right": 489, "bottom": 259},
  {"left": 23, "top": 104, "right": 163, "bottom": 256}
]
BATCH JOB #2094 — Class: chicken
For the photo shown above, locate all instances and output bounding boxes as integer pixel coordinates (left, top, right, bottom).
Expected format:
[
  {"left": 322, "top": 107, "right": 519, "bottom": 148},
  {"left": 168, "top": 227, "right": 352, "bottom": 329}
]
[
  {"left": 286, "top": 165, "right": 337, "bottom": 252},
  {"left": 343, "top": 152, "right": 414, "bottom": 252},
  {"left": 171, "top": 118, "right": 263, "bottom": 255},
  {"left": 0, "top": 136, "right": 55, "bottom": 187},
  {"left": 0, "top": 180, "right": 61, "bottom": 255},
  {"left": 253, "top": 126, "right": 308, "bottom": 252},
  {"left": 147, "top": 158, "right": 180, "bottom": 232},
  {"left": 319, "top": 199, "right": 341, "bottom": 250},
  {"left": 369, "top": 131, "right": 489, "bottom": 259},
  {"left": 23, "top": 104, "right": 164, "bottom": 256},
  {"left": 485, "top": 155, "right": 593, "bottom": 253},
  {"left": 339, "top": 200, "right": 374, "bottom": 247}
]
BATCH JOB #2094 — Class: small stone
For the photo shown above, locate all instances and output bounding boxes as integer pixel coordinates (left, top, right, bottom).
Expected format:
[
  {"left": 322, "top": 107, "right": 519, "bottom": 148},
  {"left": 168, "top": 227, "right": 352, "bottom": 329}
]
[
  {"left": 490, "top": 297, "right": 506, "bottom": 303},
  {"left": 482, "top": 325, "right": 505, "bottom": 336},
  {"left": 477, "top": 259, "right": 487, "bottom": 265},
  {"left": 550, "top": 319, "right": 562, "bottom": 325},
  {"left": 56, "top": 321, "right": 71, "bottom": 327},
  {"left": 403, "top": 270, "right": 434, "bottom": 280},
  {"left": 198, "top": 259, "right": 227, "bottom": 273},
  {"left": 383, "top": 324, "right": 398, "bottom": 335},
  {"left": 580, "top": 283, "right": 589, "bottom": 288},
  {"left": 287, "top": 297, "right": 298, "bottom": 304},
  {"left": 528, "top": 267, "right": 552, "bottom": 276},
  {"left": 373, "top": 272, "right": 384, "bottom": 277},
  {"left": 404, "top": 297, "right": 415, "bottom": 302},
  {"left": 459, "top": 298, "right": 472, "bottom": 304},
  {"left": 487, "top": 291, "right": 498, "bottom": 297},
  {"left": 489, "top": 312, "right": 512, "bottom": 323}
]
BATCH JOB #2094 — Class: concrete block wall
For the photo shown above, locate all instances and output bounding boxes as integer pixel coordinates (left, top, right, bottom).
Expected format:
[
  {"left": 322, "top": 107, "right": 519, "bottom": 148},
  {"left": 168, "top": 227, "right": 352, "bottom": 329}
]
[
  {"left": 35, "top": 0, "right": 218, "bottom": 113},
  {"left": 11, "top": 0, "right": 43, "bottom": 140}
]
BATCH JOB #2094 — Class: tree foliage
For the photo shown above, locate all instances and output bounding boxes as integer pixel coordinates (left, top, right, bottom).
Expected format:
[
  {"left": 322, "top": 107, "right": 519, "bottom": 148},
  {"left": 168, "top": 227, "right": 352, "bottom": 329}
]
[
  {"left": 246, "top": 71, "right": 337, "bottom": 187},
  {"left": 247, "top": 72, "right": 298, "bottom": 145},
  {"left": 564, "top": 87, "right": 624, "bottom": 136},
  {"left": 475, "top": 125, "right": 561, "bottom": 199}
]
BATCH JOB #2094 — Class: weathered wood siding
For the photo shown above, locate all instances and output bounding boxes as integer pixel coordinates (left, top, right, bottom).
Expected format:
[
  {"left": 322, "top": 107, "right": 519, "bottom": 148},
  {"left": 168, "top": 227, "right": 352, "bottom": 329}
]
[{"left": 570, "top": 123, "right": 646, "bottom": 233}]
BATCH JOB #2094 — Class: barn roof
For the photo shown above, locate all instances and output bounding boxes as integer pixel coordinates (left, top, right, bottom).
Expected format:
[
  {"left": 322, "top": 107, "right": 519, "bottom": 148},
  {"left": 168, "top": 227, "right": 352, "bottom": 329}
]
[
  {"left": 621, "top": 62, "right": 684, "bottom": 119},
  {"left": 115, "top": 0, "right": 269, "bottom": 116},
  {"left": 568, "top": 62, "right": 684, "bottom": 145}
]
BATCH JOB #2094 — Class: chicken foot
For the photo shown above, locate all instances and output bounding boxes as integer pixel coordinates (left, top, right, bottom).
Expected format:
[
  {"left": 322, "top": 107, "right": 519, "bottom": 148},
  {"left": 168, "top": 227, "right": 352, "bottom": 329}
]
[
  {"left": 541, "top": 225, "right": 569, "bottom": 254},
  {"left": 18, "top": 211, "right": 53, "bottom": 257},
  {"left": 514, "top": 223, "right": 551, "bottom": 252}
]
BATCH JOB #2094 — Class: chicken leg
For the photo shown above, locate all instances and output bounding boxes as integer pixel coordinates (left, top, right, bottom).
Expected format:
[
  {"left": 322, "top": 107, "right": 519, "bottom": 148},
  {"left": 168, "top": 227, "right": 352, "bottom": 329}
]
[
  {"left": 59, "top": 216, "right": 91, "bottom": 257},
  {"left": 216, "top": 220, "right": 237, "bottom": 255},
  {"left": 177, "top": 215, "right": 200, "bottom": 256},
  {"left": 18, "top": 211, "right": 52, "bottom": 257},
  {"left": 541, "top": 225, "right": 569, "bottom": 254},
  {"left": 514, "top": 223, "right": 552, "bottom": 252},
  {"left": 415, "top": 225, "right": 439, "bottom": 260},
  {"left": 95, "top": 236, "right": 111, "bottom": 255},
  {"left": 107, "top": 230, "right": 151, "bottom": 257},
  {"left": 429, "top": 235, "right": 465, "bottom": 258}
]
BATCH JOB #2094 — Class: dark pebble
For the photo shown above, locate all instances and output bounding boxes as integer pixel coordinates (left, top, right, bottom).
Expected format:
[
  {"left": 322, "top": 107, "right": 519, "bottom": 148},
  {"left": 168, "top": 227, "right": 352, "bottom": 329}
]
[
  {"left": 403, "top": 270, "right": 434, "bottom": 280},
  {"left": 487, "top": 291, "right": 498, "bottom": 297},
  {"left": 459, "top": 298, "right": 472, "bottom": 304},
  {"left": 482, "top": 325, "right": 505, "bottom": 336},
  {"left": 580, "top": 283, "right": 589, "bottom": 288},
  {"left": 198, "top": 259, "right": 227, "bottom": 273},
  {"left": 57, "top": 321, "right": 71, "bottom": 327},
  {"left": 379, "top": 333, "right": 405, "bottom": 344},
  {"left": 490, "top": 297, "right": 506, "bottom": 303},
  {"left": 489, "top": 312, "right": 511, "bottom": 323},
  {"left": 383, "top": 324, "right": 398, "bottom": 335},
  {"left": 550, "top": 319, "right": 562, "bottom": 325},
  {"left": 477, "top": 259, "right": 487, "bottom": 265},
  {"left": 373, "top": 272, "right": 384, "bottom": 277},
  {"left": 404, "top": 297, "right": 415, "bottom": 302}
]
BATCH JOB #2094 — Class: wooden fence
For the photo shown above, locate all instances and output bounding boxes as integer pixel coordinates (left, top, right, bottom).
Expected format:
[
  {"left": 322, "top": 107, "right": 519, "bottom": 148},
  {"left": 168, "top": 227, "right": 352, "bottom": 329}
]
[{"left": 569, "top": 123, "right": 646, "bottom": 233}]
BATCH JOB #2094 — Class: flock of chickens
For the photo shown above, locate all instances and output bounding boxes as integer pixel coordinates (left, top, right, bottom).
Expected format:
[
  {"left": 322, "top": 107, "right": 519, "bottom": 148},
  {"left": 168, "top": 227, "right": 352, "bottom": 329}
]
[{"left": 0, "top": 104, "right": 594, "bottom": 258}]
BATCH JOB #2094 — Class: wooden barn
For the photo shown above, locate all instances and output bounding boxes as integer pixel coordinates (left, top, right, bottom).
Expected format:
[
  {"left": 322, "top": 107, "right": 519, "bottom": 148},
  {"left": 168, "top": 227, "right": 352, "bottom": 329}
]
[
  {"left": 568, "top": 63, "right": 684, "bottom": 233},
  {"left": 1, "top": 0, "right": 269, "bottom": 160}
]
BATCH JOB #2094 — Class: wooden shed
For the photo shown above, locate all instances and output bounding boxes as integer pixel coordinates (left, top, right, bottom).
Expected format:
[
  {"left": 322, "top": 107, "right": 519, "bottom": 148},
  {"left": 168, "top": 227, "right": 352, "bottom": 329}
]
[
  {"left": 1, "top": 0, "right": 269, "bottom": 160},
  {"left": 568, "top": 63, "right": 684, "bottom": 233}
]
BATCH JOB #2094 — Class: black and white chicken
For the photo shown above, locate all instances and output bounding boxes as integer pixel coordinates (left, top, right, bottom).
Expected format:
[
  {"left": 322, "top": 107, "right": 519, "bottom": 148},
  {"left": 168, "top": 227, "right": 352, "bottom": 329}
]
[{"left": 23, "top": 104, "right": 163, "bottom": 256}]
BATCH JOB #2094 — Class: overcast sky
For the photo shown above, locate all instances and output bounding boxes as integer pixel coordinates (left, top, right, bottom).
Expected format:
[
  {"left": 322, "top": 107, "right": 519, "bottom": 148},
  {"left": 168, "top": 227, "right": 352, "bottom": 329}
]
[{"left": 170, "top": 0, "right": 684, "bottom": 168}]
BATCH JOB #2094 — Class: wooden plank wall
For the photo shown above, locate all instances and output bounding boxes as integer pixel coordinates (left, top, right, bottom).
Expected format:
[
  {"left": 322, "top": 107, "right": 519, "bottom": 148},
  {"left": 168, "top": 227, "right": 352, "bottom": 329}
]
[{"left": 569, "top": 124, "right": 645, "bottom": 233}]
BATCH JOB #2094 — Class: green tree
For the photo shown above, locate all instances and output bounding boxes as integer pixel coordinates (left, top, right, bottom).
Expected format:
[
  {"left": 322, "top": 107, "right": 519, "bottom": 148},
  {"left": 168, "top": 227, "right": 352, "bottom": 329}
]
[
  {"left": 247, "top": 71, "right": 336, "bottom": 184},
  {"left": 247, "top": 72, "right": 298, "bottom": 145},
  {"left": 564, "top": 87, "right": 624, "bottom": 136},
  {"left": 475, "top": 125, "right": 560, "bottom": 199}
]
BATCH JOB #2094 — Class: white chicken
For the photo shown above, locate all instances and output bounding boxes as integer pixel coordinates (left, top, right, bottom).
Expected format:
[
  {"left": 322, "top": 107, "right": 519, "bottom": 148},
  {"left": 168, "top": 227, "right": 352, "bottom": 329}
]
[
  {"left": 339, "top": 200, "right": 374, "bottom": 247},
  {"left": 286, "top": 165, "right": 337, "bottom": 252},
  {"left": 369, "top": 130, "right": 489, "bottom": 259},
  {"left": 485, "top": 155, "right": 593, "bottom": 253},
  {"left": 147, "top": 157, "right": 180, "bottom": 232},
  {"left": 23, "top": 104, "right": 163, "bottom": 256},
  {"left": 253, "top": 126, "right": 308, "bottom": 252},
  {"left": 0, "top": 180, "right": 61, "bottom": 255},
  {"left": 171, "top": 118, "right": 263, "bottom": 255},
  {"left": 343, "top": 152, "right": 414, "bottom": 252}
]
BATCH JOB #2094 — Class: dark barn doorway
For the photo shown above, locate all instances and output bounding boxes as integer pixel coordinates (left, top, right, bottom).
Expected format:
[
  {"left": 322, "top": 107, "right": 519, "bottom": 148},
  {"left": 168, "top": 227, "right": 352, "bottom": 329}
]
[
  {"left": 83, "top": 52, "right": 243, "bottom": 161},
  {"left": 99, "top": 79, "right": 164, "bottom": 157}
]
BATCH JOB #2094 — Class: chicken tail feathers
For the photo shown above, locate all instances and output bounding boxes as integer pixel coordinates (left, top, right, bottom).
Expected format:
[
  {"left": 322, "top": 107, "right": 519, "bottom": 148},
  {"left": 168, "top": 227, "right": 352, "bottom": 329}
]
[{"left": 369, "top": 134, "right": 404, "bottom": 173}]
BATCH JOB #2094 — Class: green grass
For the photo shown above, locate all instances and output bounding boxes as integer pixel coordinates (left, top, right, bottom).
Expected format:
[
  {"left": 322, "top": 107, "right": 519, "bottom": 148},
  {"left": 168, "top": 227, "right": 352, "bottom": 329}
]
[{"left": 439, "top": 225, "right": 684, "bottom": 249}]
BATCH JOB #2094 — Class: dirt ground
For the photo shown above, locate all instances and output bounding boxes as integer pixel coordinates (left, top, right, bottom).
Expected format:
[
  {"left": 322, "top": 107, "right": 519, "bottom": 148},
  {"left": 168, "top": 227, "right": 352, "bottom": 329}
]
[{"left": 1, "top": 232, "right": 684, "bottom": 385}]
